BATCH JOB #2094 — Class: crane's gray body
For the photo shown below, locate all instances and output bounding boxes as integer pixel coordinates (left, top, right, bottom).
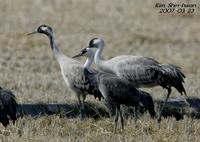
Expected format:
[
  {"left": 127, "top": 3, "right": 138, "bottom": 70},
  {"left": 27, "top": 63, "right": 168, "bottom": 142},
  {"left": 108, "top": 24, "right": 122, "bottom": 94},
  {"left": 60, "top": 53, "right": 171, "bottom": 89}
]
[
  {"left": 28, "top": 25, "right": 102, "bottom": 119},
  {"left": 88, "top": 38, "right": 186, "bottom": 123},
  {"left": 88, "top": 71, "right": 140, "bottom": 106},
  {"left": 88, "top": 38, "right": 186, "bottom": 95},
  {"left": 58, "top": 55, "right": 87, "bottom": 93},
  {"left": 74, "top": 48, "right": 155, "bottom": 129},
  {"left": 95, "top": 54, "right": 185, "bottom": 94},
  {"left": 58, "top": 56, "right": 101, "bottom": 100}
]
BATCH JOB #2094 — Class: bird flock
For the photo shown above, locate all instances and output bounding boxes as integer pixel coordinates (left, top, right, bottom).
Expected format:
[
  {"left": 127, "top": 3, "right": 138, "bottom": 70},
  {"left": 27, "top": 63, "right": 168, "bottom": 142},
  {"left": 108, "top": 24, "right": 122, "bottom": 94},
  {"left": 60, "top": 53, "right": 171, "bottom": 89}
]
[{"left": 0, "top": 25, "right": 187, "bottom": 131}]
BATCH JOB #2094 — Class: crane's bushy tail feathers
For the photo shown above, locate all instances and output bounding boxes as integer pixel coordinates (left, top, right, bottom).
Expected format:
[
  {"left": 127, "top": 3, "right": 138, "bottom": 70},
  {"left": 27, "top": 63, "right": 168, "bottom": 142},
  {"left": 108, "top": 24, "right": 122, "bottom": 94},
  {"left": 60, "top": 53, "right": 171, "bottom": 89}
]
[
  {"left": 161, "top": 64, "right": 186, "bottom": 95},
  {"left": 139, "top": 91, "right": 156, "bottom": 118}
]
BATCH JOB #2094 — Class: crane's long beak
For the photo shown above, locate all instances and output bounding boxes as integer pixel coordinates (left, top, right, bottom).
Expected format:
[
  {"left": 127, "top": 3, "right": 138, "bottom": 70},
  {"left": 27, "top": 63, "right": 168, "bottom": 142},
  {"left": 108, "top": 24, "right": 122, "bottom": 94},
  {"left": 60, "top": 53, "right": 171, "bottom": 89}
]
[
  {"left": 88, "top": 46, "right": 95, "bottom": 48},
  {"left": 72, "top": 53, "right": 83, "bottom": 58},
  {"left": 72, "top": 47, "right": 88, "bottom": 58},
  {"left": 27, "top": 30, "right": 38, "bottom": 35}
]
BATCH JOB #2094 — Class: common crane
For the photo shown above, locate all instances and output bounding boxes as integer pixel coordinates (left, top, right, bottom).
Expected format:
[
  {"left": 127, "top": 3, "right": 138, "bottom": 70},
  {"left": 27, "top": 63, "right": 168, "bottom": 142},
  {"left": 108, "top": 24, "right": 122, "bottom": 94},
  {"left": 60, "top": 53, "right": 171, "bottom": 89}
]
[
  {"left": 73, "top": 48, "right": 155, "bottom": 130},
  {"left": 87, "top": 38, "right": 186, "bottom": 122},
  {"left": 0, "top": 86, "right": 17, "bottom": 127},
  {"left": 28, "top": 25, "right": 102, "bottom": 119}
]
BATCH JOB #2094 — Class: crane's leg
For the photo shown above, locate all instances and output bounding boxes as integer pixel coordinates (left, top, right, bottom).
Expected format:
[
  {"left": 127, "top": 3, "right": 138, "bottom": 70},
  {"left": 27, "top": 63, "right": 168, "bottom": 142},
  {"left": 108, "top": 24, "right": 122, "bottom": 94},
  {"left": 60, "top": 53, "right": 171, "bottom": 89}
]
[
  {"left": 77, "top": 94, "right": 84, "bottom": 120},
  {"left": 134, "top": 105, "right": 138, "bottom": 128},
  {"left": 81, "top": 94, "right": 87, "bottom": 119},
  {"left": 114, "top": 106, "right": 119, "bottom": 133},
  {"left": 157, "top": 87, "right": 171, "bottom": 125},
  {"left": 118, "top": 106, "right": 124, "bottom": 130}
]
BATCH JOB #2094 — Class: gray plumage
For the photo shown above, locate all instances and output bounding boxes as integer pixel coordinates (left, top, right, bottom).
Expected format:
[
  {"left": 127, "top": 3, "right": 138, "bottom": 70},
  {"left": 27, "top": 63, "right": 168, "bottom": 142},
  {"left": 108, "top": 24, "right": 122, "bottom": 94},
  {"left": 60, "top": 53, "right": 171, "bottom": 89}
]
[
  {"left": 88, "top": 38, "right": 186, "bottom": 95},
  {"left": 73, "top": 48, "right": 155, "bottom": 130},
  {"left": 28, "top": 25, "right": 102, "bottom": 119},
  {"left": 0, "top": 86, "right": 17, "bottom": 127},
  {"left": 88, "top": 38, "right": 186, "bottom": 122}
]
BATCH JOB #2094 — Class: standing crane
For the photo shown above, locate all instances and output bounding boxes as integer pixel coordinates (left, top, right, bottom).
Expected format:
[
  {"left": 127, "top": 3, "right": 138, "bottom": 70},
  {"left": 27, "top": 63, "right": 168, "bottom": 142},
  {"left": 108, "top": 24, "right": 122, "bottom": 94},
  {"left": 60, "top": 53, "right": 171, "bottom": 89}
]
[
  {"left": 28, "top": 25, "right": 102, "bottom": 119},
  {"left": 0, "top": 86, "right": 17, "bottom": 127},
  {"left": 87, "top": 38, "right": 186, "bottom": 122},
  {"left": 73, "top": 48, "right": 155, "bottom": 130}
]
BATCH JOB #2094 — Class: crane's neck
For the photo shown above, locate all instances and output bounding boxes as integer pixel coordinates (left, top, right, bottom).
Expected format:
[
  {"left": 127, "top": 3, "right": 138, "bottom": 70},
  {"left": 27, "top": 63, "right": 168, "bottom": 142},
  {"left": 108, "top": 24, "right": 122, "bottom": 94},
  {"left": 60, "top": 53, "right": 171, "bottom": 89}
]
[
  {"left": 94, "top": 44, "right": 114, "bottom": 74},
  {"left": 94, "top": 44, "right": 104, "bottom": 66},
  {"left": 48, "top": 33, "right": 60, "bottom": 58},
  {"left": 84, "top": 55, "right": 94, "bottom": 71}
]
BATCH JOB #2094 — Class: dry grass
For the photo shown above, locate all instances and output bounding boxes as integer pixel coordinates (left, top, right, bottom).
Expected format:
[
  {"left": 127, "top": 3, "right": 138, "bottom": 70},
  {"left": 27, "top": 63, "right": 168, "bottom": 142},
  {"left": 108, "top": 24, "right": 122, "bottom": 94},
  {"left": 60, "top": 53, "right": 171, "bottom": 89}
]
[
  {"left": 1, "top": 116, "right": 200, "bottom": 142},
  {"left": 0, "top": 0, "right": 200, "bottom": 141}
]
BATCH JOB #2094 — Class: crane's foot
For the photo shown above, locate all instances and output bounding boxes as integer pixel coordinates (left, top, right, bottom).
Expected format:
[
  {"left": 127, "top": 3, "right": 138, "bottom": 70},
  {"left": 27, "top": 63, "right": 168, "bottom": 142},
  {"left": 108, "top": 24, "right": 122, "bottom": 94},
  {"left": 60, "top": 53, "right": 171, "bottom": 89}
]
[
  {"left": 157, "top": 110, "right": 162, "bottom": 124},
  {"left": 114, "top": 124, "right": 117, "bottom": 133},
  {"left": 79, "top": 113, "right": 85, "bottom": 121},
  {"left": 156, "top": 103, "right": 164, "bottom": 128},
  {"left": 156, "top": 121, "right": 161, "bottom": 129},
  {"left": 134, "top": 106, "right": 138, "bottom": 129},
  {"left": 79, "top": 108, "right": 86, "bottom": 120},
  {"left": 156, "top": 115, "right": 161, "bottom": 129},
  {"left": 114, "top": 107, "right": 119, "bottom": 133}
]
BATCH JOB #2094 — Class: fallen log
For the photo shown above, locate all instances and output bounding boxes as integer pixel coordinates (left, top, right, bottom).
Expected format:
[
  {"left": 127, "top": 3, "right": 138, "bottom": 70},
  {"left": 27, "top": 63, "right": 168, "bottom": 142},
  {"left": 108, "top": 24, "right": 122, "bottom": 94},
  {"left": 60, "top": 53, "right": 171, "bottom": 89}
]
[
  {"left": 17, "top": 102, "right": 110, "bottom": 119},
  {"left": 155, "top": 97, "right": 200, "bottom": 120},
  {"left": 16, "top": 97, "right": 200, "bottom": 120}
]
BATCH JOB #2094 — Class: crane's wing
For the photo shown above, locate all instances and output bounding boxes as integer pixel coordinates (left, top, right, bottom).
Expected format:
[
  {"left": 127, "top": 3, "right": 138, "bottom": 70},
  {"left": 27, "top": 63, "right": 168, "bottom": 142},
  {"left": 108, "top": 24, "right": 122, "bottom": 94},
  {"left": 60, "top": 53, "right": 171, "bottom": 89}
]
[
  {"left": 93, "top": 73, "right": 139, "bottom": 104},
  {"left": 115, "top": 57, "right": 163, "bottom": 87},
  {"left": 63, "top": 64, "right": 103, "bottom": 100},
  {"left": 115, "top": 57, "right": 186, "bottom": 94}
]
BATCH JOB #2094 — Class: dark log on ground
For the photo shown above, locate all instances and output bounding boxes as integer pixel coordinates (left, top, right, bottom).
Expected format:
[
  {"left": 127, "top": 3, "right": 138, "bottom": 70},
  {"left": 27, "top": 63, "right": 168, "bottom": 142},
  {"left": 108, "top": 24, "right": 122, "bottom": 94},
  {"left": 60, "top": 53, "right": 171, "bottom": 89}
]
[
  {"left": 17, "top": 102, "right": 110, "bottom": 119},
  {"left": 154, "top": 97, "right": 200, "bottom": 120},
  {"left": 15, "top": 97, "right": 200, "bottom": 121},
  {"left": 104, "top": 97, "right": 200, "bottom": 120}
]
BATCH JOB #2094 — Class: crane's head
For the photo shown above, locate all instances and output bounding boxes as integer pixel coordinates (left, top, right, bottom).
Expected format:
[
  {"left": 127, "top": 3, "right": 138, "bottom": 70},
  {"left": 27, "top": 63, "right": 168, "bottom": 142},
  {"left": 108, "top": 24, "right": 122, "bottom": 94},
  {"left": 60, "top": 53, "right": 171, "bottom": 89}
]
[
  {"left": 88, "top": 38, "right": 104, "bottom": 48},
  {"left": 72, "top": 48, "right": 94, "bottom": 59},
  {"left": 28, "top": 25, "right": 53, "bottom": 36}
]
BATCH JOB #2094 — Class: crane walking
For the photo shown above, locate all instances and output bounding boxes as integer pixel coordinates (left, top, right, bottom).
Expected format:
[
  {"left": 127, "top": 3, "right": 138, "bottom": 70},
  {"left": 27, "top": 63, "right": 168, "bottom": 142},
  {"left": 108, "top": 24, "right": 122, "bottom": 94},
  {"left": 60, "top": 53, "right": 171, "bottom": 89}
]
[
  {"left": 87, "top": 38, "right": 186, "bottom": 122},
  {"left": 73, "top": 48, "right": 155, "bottom": 130},
  {"left": 28, "top": 25, "right": 102, "bottom": 119}
]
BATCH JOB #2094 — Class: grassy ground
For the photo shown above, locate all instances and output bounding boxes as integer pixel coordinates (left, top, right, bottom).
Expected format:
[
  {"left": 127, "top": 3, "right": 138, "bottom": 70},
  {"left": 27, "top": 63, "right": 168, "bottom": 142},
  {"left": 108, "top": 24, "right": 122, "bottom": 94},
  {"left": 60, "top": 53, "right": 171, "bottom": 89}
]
[
  {"left": 0, "top": 0, "right": 200, "bottom": 141},
  {"left": 1, "top": 116, "right": 200, "bottom": 142}
]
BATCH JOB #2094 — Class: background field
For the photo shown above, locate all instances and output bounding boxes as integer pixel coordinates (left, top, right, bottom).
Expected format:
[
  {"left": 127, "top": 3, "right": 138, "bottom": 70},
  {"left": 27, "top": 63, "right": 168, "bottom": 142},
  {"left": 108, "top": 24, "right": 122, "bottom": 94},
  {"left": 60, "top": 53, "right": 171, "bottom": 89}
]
[{"left": 0, "top": 0, "right": 200, "bottom": 141}]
